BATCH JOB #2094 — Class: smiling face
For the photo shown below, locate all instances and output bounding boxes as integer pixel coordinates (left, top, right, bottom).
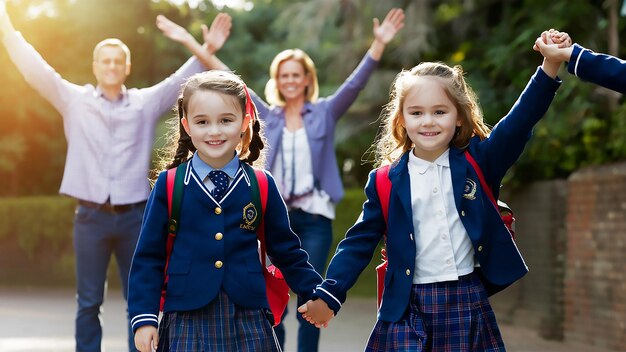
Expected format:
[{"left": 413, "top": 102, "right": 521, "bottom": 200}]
[
  {"left": 92, "top": 45, "right": 130, "bottom": 90},
  {"left": 402, "top": 76, "right": 461, "bottom": 162},
  {"left": 276, "top": 59, "right": 310, "bottom": 103},
  {"left": 181, "top": 89, "right": 250, "bottom": 169}
]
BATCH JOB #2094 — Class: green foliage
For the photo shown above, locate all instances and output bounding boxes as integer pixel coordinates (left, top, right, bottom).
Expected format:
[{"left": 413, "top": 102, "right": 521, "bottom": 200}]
[
  {"left": 0, "top": 196, "right": 76, "bottom": 285},
  {"left": 0, "top": 196, "right": 75, "bottom": 254}
]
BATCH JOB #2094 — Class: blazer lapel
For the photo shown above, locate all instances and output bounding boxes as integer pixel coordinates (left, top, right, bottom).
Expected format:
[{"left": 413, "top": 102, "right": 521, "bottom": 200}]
[
  {"left": 388, "top": 152, "right": 413, "bottom": 222},
  {"left": 449, "top": 147, "right": 467, "bottom": 212}
]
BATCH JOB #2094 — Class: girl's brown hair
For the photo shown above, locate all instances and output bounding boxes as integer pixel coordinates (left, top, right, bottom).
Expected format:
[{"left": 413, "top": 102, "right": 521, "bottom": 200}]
[
  {"left": 375, "top": 61, "right": 490, "bottom": 166},
  {"left": 156, "top": 71, "right": 266, "bottom": 174}
]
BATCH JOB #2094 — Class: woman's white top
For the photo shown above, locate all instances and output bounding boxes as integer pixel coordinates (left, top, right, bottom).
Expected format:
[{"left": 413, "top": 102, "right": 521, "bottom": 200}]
[{"left": 271, "top": 127, "right": 335, "bottom": 220}]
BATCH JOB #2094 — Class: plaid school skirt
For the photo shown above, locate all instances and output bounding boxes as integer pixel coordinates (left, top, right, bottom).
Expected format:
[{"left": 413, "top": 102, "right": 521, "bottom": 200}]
[
  {"left": 366, "top": 272, "right": 505, "bottom": 352},
  {"left": 157, "top": 290, "right": 281, "bottom": 352}
]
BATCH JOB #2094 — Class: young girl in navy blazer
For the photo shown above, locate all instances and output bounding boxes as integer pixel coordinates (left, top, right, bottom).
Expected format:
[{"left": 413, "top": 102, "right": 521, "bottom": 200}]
[
  {"left": 128, "top": 70, "right": 322, "bottom": 352},
  {"left": 534, "top": 29, "right": 626, "bottom": 93},
  {"left": 298, "top": 35, "right": 566, "bottom": 351}
]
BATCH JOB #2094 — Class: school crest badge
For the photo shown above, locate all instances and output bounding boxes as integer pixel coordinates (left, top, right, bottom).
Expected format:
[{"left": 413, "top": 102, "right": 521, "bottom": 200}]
[
  {"left": 463, "top": 178, "right": 477, "bottom": 200},
  {"left": 240, "top": 202, "right": 258, "bottom": 231}
]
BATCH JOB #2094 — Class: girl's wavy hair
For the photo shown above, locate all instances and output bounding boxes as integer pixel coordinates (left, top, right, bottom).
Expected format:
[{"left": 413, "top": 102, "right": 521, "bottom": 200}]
[
  {"left": 374, "top": 61, "right": 491, "bottom": 166},
  {"left": 155, "top": 71, "right": 266, "bottom": 175},
  {"left": 264, "top": 48, "right": 319, "bottom": 106}
]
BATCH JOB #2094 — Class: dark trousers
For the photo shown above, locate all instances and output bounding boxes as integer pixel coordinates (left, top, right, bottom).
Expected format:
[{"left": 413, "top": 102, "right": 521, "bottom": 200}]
[{"left": 73, "top": 203, "right": 144, "bottom": 352}]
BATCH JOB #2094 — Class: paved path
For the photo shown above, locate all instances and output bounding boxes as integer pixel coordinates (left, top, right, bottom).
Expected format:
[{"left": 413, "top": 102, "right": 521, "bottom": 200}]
[{"left": 0, "top": 287, "right": 614, "bottom": 351}]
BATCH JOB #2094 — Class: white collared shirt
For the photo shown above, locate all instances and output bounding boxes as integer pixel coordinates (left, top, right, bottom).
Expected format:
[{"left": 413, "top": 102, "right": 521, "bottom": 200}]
[
  {"left": 271, "top": 127, "right": 335, "bottom": 219},
  {"left": 407, "top": 149, "right": 475, "bottom": 284}
]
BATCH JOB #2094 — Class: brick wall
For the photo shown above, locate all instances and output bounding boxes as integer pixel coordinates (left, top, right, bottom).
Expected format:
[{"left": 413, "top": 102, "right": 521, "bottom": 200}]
[
  {"left": 492, "top": 162, "right": 626, "bottom": 351},
  {"left": 564, "top": 162, "right": 626, "bottom": 351},
  {"left": 491, "top": 180, "right": 568, "bottom": 340}
]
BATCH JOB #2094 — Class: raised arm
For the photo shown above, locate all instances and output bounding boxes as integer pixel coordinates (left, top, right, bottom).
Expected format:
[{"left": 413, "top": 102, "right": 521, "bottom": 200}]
[
  {"left": 156, "top": 13, "right": 231, "bottom": 71},
  {"left": 368, "top": 8, "right": 405, "bottom": 61},
  {"left": 0, "top": 1, "right": 80, "bottom": 114},
  {"left": 0, "top": 1, "right": 15, "bottom": 36}
]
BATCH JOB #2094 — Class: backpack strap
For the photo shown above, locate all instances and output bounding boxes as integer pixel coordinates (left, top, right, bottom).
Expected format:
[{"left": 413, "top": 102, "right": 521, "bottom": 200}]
[
  {"left": 243, "top": 164, "right": 268, "bottom": 266},
  {"left": 165, "top": 164, "right": 186, "bottom": 268},
  {"left": 375, "top": 165, "right": 392, "bottom": 224},
  {"left": 375, "top": 165, "right": 392, "bottom": 260},
  {"left": 464, "top": 151, "right": 497, "bottom": 208},
  {"left": 161, "top": 162, "right": 186, "bottom": 311},
  {"left": 464, "top": 151, "right": 515, "bottom": 239}
]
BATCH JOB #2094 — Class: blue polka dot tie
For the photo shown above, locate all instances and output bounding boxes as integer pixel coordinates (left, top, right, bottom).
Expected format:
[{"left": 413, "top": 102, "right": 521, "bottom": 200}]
[{"left": 208, "top": 170, "right": 229, "bottom": 201}]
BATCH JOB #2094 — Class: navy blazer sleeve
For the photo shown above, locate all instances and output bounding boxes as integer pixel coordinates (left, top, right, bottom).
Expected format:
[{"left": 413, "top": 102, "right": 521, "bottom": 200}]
[
  {"left": 314, "top": 170, "right": 386, "bottom": 314},
  {"left": 473, "top": 67, "right": 561, "bottom": 193},
  {"left": 567, "top": 43, "right": 626, "bottom": 94},
  {"left": 128, "top": 171, "right": 169, "bottom": 332},
  {"left": 263, "top": 171, "right": 323, "bottom": 300}
]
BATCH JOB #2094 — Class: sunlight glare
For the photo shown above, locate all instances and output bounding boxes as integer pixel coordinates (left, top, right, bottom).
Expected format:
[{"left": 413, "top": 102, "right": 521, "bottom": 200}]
[{"left": 25, "top": 2, "right": 57, "bottom": 19}]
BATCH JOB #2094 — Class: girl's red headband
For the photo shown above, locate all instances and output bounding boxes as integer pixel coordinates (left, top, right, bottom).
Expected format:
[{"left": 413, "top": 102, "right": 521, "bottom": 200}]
[{"left": 243, "top": 84, "right": 256, "bottom": 121}]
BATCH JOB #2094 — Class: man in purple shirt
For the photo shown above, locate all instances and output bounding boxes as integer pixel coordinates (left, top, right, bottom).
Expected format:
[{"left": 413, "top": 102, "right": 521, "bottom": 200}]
[{"left": 0, "top": 4, "right": 231, "bottom": 351}]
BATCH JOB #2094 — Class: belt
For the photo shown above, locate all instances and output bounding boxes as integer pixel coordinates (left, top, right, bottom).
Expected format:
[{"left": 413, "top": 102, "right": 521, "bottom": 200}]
[{"left": 78, "top": 200, "right": 146, "bottom": 214}]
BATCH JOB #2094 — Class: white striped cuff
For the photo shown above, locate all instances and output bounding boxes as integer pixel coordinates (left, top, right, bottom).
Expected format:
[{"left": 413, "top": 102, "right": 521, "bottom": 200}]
[
  {"left": 131, "top": 313, "right": 158, "bottom": 328},
  {"left": 316, "top": 287, "right": 342, "bottom": 308}
]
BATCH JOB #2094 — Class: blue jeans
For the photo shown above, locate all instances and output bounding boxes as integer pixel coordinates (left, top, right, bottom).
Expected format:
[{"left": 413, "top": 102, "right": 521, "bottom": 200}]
[
  {"left": 275, "top": 209, "right": 332, "bottom": 352},
  {"left": 73, "top": 203, "right": 144, "bottom": 352}
]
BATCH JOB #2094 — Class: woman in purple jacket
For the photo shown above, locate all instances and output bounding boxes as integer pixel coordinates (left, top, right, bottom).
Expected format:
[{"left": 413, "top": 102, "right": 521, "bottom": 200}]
[{"left": 156, "top": 8, "right": 404, "bottom": 352}]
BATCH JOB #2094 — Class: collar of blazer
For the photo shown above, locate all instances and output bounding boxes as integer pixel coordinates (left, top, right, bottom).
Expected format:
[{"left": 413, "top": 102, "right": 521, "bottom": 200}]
[{"left": 186, "top": 163, "right": 245, "bottom": 206}]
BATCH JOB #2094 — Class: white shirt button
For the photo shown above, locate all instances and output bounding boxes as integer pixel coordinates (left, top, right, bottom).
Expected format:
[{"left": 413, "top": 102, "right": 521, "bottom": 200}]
[{"left": 433, "top": 187, "right": 438, "bottom": 193}]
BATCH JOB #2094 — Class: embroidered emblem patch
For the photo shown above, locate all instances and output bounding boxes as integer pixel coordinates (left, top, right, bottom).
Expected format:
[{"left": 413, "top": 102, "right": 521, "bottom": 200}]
[
  {"left": 240, "top": 202, "right": 258, "bottom": 231},
  {"left": 463, "top": 178, "right": 477, "bottom": 200}
]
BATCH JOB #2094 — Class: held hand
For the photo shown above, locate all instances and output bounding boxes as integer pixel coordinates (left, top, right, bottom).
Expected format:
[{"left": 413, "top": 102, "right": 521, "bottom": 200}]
[
  {"left": 202, "top": 12, "right": 232, "bottom": 55},
  {"left": 548, "top": 29, "right": 573, "bottom": 49},
  {"left": 134, "top": 325, "right": 158, "bottom": 352},
  {"left": 373, "top": 8, "right": 405, "bottom": 45},
  {"left": 156, "top": 15, "right": 193, "bottom": 44},
  {"left": 298, "top": 299, "right": 334, "bottom": 328},
  {"left": 533, "top": 30, "right": 573, "bottom": 66},
  {"left": 534, "top": 31, "right": 563, "bottom": 79}
]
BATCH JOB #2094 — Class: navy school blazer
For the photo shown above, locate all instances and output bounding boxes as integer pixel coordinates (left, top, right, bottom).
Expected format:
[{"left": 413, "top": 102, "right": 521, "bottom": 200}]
[
  {"left": 128, "top": 162, "right": 322, "bottom": 332},
  {"left": 314, "top": 67, "right": 561, "bottom": 323},
  {"left": 568, "top": 43, "right": 626, "bottom": 94}
]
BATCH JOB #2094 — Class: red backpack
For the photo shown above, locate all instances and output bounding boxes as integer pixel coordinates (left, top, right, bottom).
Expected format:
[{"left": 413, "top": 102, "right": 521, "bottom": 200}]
[
  {"left": 161, "top": 163, "right": 289, "bottom": 326},
  {"left": 374, "top": 151, "right": 515, "bottom": 310}
]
